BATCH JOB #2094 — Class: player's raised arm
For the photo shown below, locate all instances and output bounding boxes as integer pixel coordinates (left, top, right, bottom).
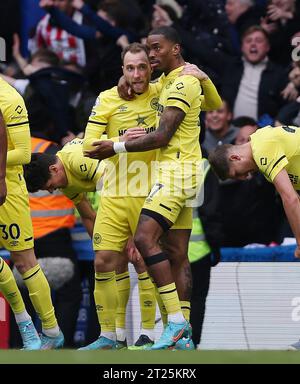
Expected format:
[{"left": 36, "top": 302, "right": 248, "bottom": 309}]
[
  {"left": 273, "top": 168, "right": 300, "bottom": 258},
  {"left": 0, "top": 109, "right": 7, "bottom": 205}
]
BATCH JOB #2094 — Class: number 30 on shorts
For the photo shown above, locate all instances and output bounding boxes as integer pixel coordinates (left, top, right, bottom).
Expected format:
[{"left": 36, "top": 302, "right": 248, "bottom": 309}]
[{"left": 0, "top": 224, "right": 21, "bottom": 240}]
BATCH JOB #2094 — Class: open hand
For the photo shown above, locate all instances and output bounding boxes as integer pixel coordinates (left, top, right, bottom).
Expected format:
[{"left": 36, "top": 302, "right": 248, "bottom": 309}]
[
  {"left": 181, "top": 63, "right": 209, "bottom": 81},
  {"left": 117, "top": 75, "right": 134, "bottom": 101},
  {"left": 121, "top": 127, "right": 146, "bottom": 141},
  {"left": 84, "top": 140, "right": 115, "bottom": 160},
  {"left": 126, "top": 238, "right": 141, "bottom": 263}
]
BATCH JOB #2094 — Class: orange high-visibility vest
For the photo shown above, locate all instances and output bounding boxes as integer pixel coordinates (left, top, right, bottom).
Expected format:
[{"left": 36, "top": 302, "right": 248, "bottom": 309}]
[{"left": 29, "top": 137, "right": 75, "bottom": 239}]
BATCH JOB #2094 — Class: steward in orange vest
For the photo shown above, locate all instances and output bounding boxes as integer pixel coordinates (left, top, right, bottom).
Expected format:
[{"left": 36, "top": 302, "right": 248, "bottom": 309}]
[{"left": 30, "top": 137, "right": 75, "bottom": 238}]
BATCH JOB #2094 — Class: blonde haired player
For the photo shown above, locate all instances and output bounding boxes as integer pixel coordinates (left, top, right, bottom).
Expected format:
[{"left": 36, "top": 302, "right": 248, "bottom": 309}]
[{"left": 83, "top": 35, "right": 222, "bottom": 350}]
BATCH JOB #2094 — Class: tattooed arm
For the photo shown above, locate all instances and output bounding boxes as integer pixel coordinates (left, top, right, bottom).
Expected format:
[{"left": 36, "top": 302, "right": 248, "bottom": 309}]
[
  {"left": 84, "top": 107, "right": 185, "bottom": 160},
  {"left": 126, "top": 107, "right": 185, "bottom": 152}
]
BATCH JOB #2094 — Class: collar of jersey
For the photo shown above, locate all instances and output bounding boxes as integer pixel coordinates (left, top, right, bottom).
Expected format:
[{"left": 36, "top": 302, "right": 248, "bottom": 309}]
[
  {"left": 133, "top": 85, "right": 152, "bottom": 101},
  {"left": 163, "top": 65, "right": 185, "bottom": 82}
]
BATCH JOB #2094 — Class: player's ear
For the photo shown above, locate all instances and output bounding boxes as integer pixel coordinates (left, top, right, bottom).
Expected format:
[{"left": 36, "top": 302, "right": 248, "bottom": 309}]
[
  {"left": 229, "top": 154, "right": 241, "bottom": 161},
  {"left": 172, "top": 43, "right": 180, "bottom": 56},
  {"left": 49, "top": 164, "right": 59, "bottom": 174}
]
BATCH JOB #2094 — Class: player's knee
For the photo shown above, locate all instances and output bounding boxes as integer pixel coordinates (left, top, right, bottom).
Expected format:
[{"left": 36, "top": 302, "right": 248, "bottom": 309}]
[
  {"left": 94, "top": 258, "right": 105, "bottom": 272},
  {"left": 115, "top": 258, "right": 128, "bottom": 274},
  {"left": 133, "top": 232, "right": 152, "bottom": 255},
  {"left": 169, "top": 251, "right": 189, "bottom": 268},
  {"left": 94, "top": 252, "right": 110, "bottom": 272},
  {"left": 13, "top": 261, "right": 27, "bottom": 275},
  {"left": 165, "top": 242, "right": 188, "bottom": 263},
  {"left": 10, "top": 249, "right": 37, "bottom": 274}
]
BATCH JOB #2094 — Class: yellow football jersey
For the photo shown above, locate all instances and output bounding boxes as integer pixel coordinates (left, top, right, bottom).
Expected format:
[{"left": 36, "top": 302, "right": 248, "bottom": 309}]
[
  {"left": 57, "top": 138, "right": 105, "bottom": 204},
  {"left": 250, "top": 125, "right": 300, "bottom": 189},
  {"left": 0, "top": 77, "right": 30, "bottom": 181},
  {"left": 156, "top": 66, "right": 202, "bottom": 163},
  {"left": 84, "top": 83, "right": 160, "bottom": 197}
]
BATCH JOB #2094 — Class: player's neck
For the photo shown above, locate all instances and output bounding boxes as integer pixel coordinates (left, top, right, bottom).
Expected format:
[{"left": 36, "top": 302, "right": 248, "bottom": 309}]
[
  {"left": 135, "top": 85, "right": 149, "bottom": 96},
  {"left": 242, "top": 142, "right": 257, "bottom": 170},
  {"left": 57, "top": 158, "right": 68, "bottom": 187},
  {"left": 164, "top": 57, "right": 185, "bottom": 75}
]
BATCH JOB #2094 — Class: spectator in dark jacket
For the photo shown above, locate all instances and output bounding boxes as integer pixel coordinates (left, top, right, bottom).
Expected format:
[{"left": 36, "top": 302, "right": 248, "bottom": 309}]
[{"left": 196, "top": 26, "right": 288, "bottom": 123}]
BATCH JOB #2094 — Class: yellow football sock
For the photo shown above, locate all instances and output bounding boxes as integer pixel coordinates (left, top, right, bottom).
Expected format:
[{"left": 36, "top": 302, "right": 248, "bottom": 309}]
[
  {"left": 158, "top": 282, "right": 181, "bottom": 315},
  {"left": 0, "top": 257, "right": 25, "bottom": 314},
  {"left": 116, "top": 271, "right": 130, "bottom": 329},
  {"left": 22, "top": 264, "right": 57, "bottom": 329},
  {"left": 138, "top": 272, "right": 156, "bottom": 329},
  {"left": 153, "top": 281, "right": 168, "bottom": 326},
  {"left": 94, "top": 271, "right": 118, "bottom": 332},
  {"left": 181, "top": 301, "right": 191, "bottom": 321}
]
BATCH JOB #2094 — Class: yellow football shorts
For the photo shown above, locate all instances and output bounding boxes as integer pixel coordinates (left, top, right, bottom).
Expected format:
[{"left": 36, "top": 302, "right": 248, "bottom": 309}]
[
  {"left": 0, "top": 171, "right": 34, "bottom": 251},
  {"left": 93, "top": 195, "right": 145, "bottom": 252},
  {"left": 142, "top": 166, "right": 199, "bottom": 230}
]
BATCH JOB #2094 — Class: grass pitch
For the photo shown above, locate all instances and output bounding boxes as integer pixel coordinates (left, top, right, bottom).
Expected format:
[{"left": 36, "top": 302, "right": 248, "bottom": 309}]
[{"left": 0, "top": 350, "right": 300, "bottom": 364}]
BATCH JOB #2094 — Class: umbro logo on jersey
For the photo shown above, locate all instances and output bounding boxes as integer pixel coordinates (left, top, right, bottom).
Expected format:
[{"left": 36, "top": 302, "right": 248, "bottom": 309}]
[{"left": 118, "top": 105, "right": 128, "bottom": 112}]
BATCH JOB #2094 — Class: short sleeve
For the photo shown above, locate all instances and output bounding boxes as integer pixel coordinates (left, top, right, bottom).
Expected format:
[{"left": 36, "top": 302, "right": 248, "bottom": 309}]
[
  {"left": 85, "top": 91, "right": 114, "bottom": 133},
  {"left": 166, "top": 76, "right": 201, "bottom": 114},
  {"left": 69, "top": 155, "right": 105, "bottom": 183},
  {"left": 253, "top": 140, "right": 288, "bottom": 182}
]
